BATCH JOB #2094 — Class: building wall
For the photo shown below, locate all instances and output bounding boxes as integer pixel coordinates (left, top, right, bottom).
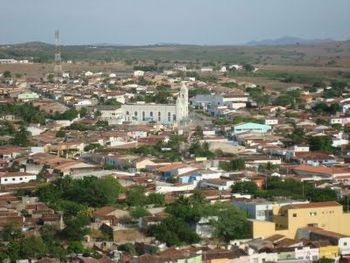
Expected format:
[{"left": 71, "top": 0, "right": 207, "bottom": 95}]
[
  {"left": 294, "top": 247, "right": 319, "bottom": 261},
  {"left": 0, "top": 175, "right": 37, "bottom": 185},
  {"left": 121, "top": 84, "right": 188, "bottom": 124},
  {"left": 177, "top": 255, "right": 202, "bottom": 263},
  {"left": 253, "top": 204, "right": 350, "bottom": 239},
  {"left": 121, "top": 103, "right": 177, "bottom": 124},
  {"left": 232, "top": 123, "right": 271, "bottom": 135},
  {"left": 339, "top": 237, "right": 350, "bottom": 255},
  {"left": 205, "top": 259, "right": 230, "bottom": 263},
  {"left": 277, "top": 251, "right": 296, "bottom": 261},
  {"left": 319, "top": 246, "right": 339, "bottom": 259}
]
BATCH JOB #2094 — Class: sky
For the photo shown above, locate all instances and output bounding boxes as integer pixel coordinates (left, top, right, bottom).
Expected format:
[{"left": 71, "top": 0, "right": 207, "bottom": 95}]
[{"left": 0, "top": 0, "right": 349, "bottom": 45}]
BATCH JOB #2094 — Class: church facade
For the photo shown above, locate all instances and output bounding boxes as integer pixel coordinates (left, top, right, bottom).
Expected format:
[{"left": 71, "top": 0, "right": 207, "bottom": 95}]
[{"left": 120, "top": 84, "right": 189, "bottom": 124}]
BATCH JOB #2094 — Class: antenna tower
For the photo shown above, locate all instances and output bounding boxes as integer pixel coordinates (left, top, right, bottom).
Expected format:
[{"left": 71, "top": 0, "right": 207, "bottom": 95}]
[{"left": 54, "top": 30, "right": 63, "bottom": 77}]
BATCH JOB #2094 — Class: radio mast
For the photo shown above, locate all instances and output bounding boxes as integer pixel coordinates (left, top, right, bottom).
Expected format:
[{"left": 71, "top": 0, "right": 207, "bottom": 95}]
[{"left": 54, "top": 30, "right": 63, "bottom": 78}]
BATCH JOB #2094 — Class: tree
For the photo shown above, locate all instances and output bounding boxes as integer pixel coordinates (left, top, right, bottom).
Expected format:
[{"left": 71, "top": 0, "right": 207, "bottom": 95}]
[
  {"left": 130, "top": 207, "right": 151, "bottom": 219},
  {"left": 84, "top": 143, "right": 102, "bottom": 152},
  {"left": 232, "top": 182, "right": 259, "bottom": 195},
  {"left": 19, "top": 236, "right": 47, "bottom": 259},
  {"left": 189, "top": 141, "right": 215, "bottom": 159},
  {"left": 37, "top": 176, "right": 123, "bottom": 208},
  {"left": 2, "top": 224, "right": 23, "bottom": 242},
  {"left": 56, "top": 130, "right": 66, "bottom": 138},
  {"left": 308, "top": 136, "right": 334, "bottom": 153},
  {"left": 219, "top": 159, "right": 245, "bottom": 171},
  {"left": 11, "top": 127, "right": 31, "bottom": 147},
  {"left": 52, "top": 109, "right": 79, "bottom": 121},
  {"left": 79, "top": 107, "right": 88, "bottom": 118},
  {"left": 193, "top": 126, "right": 204, "bottom": 139},
  {"left": 288, "top": 128, "right": 305, "bottom": 145},
  {"left": 146, "top": 193, "right": 165, "bottom": 207},
  {"left": 211, "top": 203, "right": 251, "bottom": 242},
  {"left": 60, "top": 215, "right": 90, "bottom": 241},
  {"left": 67, "top": 241, "right": 85, "bottom": 254},
  {"left": 125, "top": 186, "right": 146, "bottom": 207},
  {"left": 150, "top": 216, "right": 200, "bottom": 246},
  {"left": 243, "top": 64, "right": 255, "bottom": 72},
  {"left": 3, "top": 71, "right": 11, "bottom": 78},
  {"left": 117, "top": 243, "right": 137, "bottom": 256}
]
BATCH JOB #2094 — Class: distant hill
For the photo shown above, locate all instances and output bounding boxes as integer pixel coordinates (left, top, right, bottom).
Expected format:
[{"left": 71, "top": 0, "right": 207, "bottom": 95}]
[{"left": 247, "top": 36, "right": 335, "bottom": 46}]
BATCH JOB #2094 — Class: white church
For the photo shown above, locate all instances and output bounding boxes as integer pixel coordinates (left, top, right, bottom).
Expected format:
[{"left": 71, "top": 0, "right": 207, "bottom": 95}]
[{"left": 120, "top": 84, "right": 189, "bottom": 125}]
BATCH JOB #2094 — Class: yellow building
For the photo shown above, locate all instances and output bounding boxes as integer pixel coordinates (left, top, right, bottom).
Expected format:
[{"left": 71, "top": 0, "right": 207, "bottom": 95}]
[
  {"left": 319, "top": 245, "right": 339, "bottom": 260},
  {"left": 252, "top": 201, "right": 350, "bottom": 239}
]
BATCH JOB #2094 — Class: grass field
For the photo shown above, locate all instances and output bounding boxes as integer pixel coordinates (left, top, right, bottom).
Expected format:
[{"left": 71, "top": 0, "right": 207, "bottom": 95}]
[
  {"left": 1, "top": 41, "right": 350, "bottom": 66},
  {"left": 0, "top": 41, "right": 349, "bottom": 89}
]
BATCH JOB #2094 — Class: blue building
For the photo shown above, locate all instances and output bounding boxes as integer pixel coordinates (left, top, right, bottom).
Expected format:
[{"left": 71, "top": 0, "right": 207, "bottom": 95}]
[{"left": 231, "top": 122, "right": 272, "bottom": 135}]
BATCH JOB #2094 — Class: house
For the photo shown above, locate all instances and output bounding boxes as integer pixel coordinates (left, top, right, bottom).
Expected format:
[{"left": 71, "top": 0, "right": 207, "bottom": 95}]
[
  {"left": 84, "top": 71, "right": 93, "bottom": 77},
  {"left": 17, "top": 91, "right": 40, "bottom": 102},
  {"left": 265, "top": 119, "right": 279, "bottom": 125},
  {"left": 297, "top": 226, "right": 350, "bottom": 256},
  {"left": 201, "top": 67, "right": 213, "bottom": 73},
  {"left": 133, "top": 70, "right": 145, "bottom": 77},
  {"left": 0, "top": 209, "right": 23, "bottom": 229},
  {"left": 195, "top": 216, "right": 218, "bottom": 238},
  {"left": 251, "top": 201, "right": 350, "bottom": 239},
  {"left": 190, "top": 93, "right": 248, "bottom": 113},
  {"left": 331, "top": 117, "right": 350, "bottom": 126},
  {"left": 288, "top": 151, "right": 337, "bottom": 166},
  {"left": 202, "top": 247, "right": 248, "bottom": 263},
  {"left": 0, "top": 172, "right": 36, "bottom": 185},
  {"left": 293, "top": 164, "right": 350, "bottom": 180},
  {"left": 199, "top": 178, "right": 234, "bottom": 191},
  {"left": 158, "top": 163, "right": 198, "bottom": 181},
  {"left": 0, "top": 146, "right": 27, "bottom": 161},
  {"left": 233, "top": 199, "right": 308, "bottom": 221},
  {"left": 231, "top": 122, "right": 271, "bottom": 135},
  {"left": 104, "top": 154, "right": 139, "bottom": 170},
  {"left": 131, "top": 247, "right": 202, "bottom": 263}
]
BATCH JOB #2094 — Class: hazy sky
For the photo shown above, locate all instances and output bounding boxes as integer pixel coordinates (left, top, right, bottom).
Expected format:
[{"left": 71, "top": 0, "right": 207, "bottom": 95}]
[{"left": 1, "top": 0, "right": 349, "bottom": 45}]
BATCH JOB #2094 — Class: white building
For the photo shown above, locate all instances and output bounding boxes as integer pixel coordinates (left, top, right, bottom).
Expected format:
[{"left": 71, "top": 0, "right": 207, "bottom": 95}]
[
  {"left": 0, "top": 59, "right": 17, "bottom": 64},
  {"left": 84, "top": 71, "right": 93, "bottom": 77},
  {"left": 200, "top": 67, "right": 213, "bottom": 73},
  {"left": 330, "top": 117, "right": 350, "bottom": 126},
  {"left": 0, "top": 172, "right": 37, "bottom": 185},
  {"left": 133, "top": 70, "right": 145, "bottom": 77},
  {"left": 120, "top": 84, "right": 188, "bottom": 124},
  {"left": 190, "top": 94, "right": 248, "bottom": 112},
  {"left": 265, "top": 119, "right": 279, "bottom": 125}
]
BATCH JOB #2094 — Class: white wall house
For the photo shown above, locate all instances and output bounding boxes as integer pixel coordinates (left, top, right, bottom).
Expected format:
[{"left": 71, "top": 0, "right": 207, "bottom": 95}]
[
  {"left": 190, "top": 94, "right": 248, "bottom": 111},
  {"left": 330, "top": 117, "right": 350, "bottom": 126},
  {"left": 133, "top": 70, "right": 144, "bottom": 77},
  {"left": 265, "top": 119, "right": 279, "bottom": 125},
  {"left": 0, "top": 172, "right": 37, "bottom": 185}
]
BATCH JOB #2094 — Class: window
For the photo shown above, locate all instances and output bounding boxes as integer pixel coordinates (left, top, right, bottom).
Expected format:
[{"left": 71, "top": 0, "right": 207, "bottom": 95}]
[
  {"left": 150, "top": 111, "right": 153, "bottom": 117},
  {"left": 134, "top": 111, "right": 138, "bottom": 116},
  {"left": 168, "top": 112, "right": 171, "bottom": 121},
  {"left": 20, "top": 178, "right": 23, "bottom": 181},
  {"left": 12, "top": 178, "right": 15, "bottom": 181},
  {"left": 344, "top": 242, "right": 348, "bottom": 246},
  {"left": 142, "top": 111, "right": 145, "bottom": 121},
  {"left": 158, "top": 112, "right": 161, "bottom": 121},
  {"left": 309, "top": 212, "right": 317, "bottom": 216},
  {"left": 126, "top": 111, "right": 129, "bottom": 115},
  {"left": 173, "top": 114, "right": 176, "bottom": 121},
  {"left": 293, "top": 213, "right": 297, "bottom": 217},
  {"left": 4, "top": 179, "right": 7, "bottom": 181}
]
